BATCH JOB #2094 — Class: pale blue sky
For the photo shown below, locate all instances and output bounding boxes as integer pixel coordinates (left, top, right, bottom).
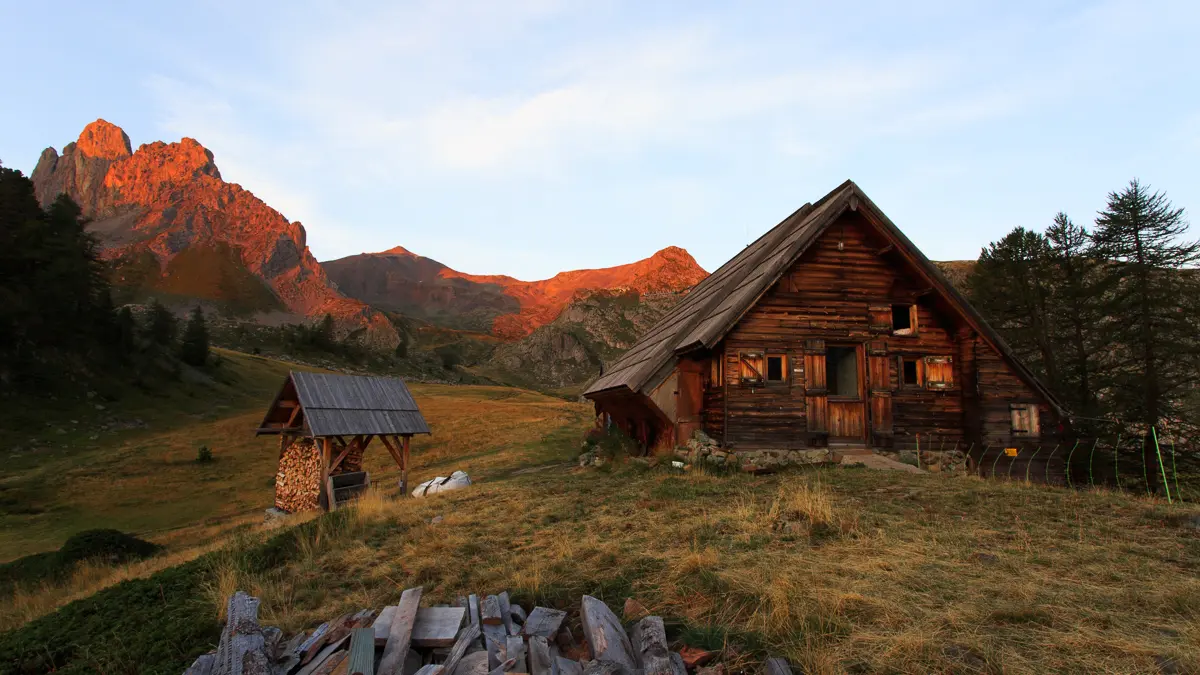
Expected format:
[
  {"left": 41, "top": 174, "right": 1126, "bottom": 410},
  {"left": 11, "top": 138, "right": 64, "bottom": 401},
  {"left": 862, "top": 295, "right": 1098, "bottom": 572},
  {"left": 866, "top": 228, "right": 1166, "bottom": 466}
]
[{"left": 3, "top": 1, "right": 1197, "bottom": 279}]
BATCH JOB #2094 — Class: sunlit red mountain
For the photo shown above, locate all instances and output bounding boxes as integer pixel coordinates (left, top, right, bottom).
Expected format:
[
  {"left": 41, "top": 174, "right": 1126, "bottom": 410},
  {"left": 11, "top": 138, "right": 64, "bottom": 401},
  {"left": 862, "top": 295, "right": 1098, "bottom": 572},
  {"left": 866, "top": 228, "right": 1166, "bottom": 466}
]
[
  {"left": 322, "top": 245, "right": 708, "bottom": 339},
  {"left": 30, "top": 120, "right": 400, "bottom": 345}
]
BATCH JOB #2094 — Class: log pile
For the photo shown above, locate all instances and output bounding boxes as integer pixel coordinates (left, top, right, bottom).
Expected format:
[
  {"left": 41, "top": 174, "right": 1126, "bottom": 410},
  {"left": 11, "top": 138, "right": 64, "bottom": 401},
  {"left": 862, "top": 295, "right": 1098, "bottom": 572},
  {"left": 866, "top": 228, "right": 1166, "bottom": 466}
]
[
  {"left": 184, "top": 589, "right": 791, "bottom": 675},
  {"left": 275, "top": 437, "right": 322, "bottom": 513}
]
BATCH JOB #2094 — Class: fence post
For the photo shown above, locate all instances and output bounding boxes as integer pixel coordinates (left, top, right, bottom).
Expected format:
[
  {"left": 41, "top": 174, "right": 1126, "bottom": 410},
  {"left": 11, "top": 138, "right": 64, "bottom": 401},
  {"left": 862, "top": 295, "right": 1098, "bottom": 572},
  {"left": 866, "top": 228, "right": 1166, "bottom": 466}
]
[
  {"left": 1087, "top": 438, "right": 1099, "bottom": 488},
  {"left": 1026, "top": 445, "right": 1042, "bottom": 484},
  {"left": 1113, "top": 433, "right": 1122, "bottom": 491},
  {"left": 1152, "top": 427, "right": 1172, "bottom": 504},
  {"left": 1171, "top": 438, "right": 1182, "bottom": 502},
  {"left": 1142, "top": 434, "right": 1150, "bottom": 497},
  {"left": 1065, "top": 440, "right": 1080, "bottom": 489},
  {"left": 991, "top": 445, "right": 1003, "bottom": 479},
  {"left": 916, "top": 433, "right": 921, "bottom": 471}
]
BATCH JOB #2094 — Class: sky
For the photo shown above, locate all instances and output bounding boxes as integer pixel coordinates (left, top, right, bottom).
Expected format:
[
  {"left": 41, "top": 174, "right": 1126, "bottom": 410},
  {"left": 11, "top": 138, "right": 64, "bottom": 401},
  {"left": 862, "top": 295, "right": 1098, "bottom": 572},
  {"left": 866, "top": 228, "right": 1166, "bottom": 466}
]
[{"left": 2, "top": 1, "right": 1198, "bottom": 280}]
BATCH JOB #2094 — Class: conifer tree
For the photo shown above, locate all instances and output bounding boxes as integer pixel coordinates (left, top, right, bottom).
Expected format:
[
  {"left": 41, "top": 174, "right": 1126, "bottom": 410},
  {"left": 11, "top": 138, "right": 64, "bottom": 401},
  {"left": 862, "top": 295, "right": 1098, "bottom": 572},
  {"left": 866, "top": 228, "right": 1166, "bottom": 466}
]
[
  {"left": 179, "top": 306, "right": 210, "bottom": 366},
  {"left": 1044, "top": 213, "right": 1101, "bottom": 421},
  {"left": 116, "top": 306, "right": 138, "bottom": 356},
  {"left": 1091, "top": 179, "right": 1200, "bottom": 490},
  {"left": 147, "top": 301, "right": 177, "bottom": 346}
]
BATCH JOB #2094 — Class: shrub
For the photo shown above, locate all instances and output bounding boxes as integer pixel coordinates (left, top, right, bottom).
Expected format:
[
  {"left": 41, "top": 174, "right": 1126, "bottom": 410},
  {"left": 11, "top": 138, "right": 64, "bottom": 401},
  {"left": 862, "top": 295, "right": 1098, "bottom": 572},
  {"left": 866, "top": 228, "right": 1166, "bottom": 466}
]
[
  {"left": 58, "top": 529, "right": 161, "bottom": 567},
  {"left": 196, "top": 445, "right": 214, "bottom": 463}
]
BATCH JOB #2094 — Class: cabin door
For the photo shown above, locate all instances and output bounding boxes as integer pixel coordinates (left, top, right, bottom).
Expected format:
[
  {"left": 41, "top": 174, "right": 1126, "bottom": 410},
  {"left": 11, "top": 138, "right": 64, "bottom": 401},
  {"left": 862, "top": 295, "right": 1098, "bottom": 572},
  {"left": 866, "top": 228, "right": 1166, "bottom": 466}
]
[
  {"left": 867, "top": 341, "right": 893, "bottom": 447},
  {"left": 827, "top": 343, "right": 867, "bottom": 441}
]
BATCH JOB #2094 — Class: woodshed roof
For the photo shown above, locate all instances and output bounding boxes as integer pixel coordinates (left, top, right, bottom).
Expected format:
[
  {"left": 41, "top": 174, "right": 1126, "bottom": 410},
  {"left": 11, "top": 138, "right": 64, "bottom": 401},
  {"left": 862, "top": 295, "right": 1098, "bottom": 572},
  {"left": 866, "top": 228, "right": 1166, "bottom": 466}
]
[
  {"left": 258, "top": 371, "right": 431, "bottom": 437},
  {"left": 583, "top": 180, "right": 1065, "bottom": 414}
]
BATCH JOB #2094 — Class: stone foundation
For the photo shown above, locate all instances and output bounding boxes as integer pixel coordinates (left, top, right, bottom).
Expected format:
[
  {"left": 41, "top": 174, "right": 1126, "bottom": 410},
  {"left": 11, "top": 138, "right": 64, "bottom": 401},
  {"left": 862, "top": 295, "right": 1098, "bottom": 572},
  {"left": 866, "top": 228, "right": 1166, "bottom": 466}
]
[
  {"left": 674, "top": 431, "right": 831, "bottom": 472},
  {"left": 876, "top": 448, "right": 969, "bottom": 474}
]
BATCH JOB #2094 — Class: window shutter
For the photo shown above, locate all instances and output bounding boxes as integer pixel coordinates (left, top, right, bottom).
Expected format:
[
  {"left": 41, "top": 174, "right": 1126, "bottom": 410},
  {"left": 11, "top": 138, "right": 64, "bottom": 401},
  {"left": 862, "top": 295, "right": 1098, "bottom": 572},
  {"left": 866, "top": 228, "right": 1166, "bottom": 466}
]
[
  {"left": 803, "top": 339, "right": 828, "bottom": 433},
  {"left": 924, "top": 355, "right": 954, "bottom": 390},
  {"left": 868, "top": 305, "right": 891, "bottom": 334}
]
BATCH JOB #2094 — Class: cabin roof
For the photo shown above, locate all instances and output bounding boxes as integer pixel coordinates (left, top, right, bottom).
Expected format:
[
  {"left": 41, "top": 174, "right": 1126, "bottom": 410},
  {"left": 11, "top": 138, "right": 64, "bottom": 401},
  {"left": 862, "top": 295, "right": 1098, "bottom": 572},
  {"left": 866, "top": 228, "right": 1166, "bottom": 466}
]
[
  {"left": 258, "top": 371, "right": 431, "bottom": 437},
  {"left": 583, "top": 180, "right": 1065, "bottom": 414}
]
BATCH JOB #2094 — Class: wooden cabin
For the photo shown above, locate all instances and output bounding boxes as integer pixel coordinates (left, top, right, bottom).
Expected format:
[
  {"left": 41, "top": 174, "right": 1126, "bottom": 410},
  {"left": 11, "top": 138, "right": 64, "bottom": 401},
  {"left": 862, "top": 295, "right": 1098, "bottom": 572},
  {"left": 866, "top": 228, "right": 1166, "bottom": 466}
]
[
  {"left": 584, "top": 180, "right": 1065, "bottom": 455},
  {"left": 257, "top": 371, "right": 431, "bottom": 511}
]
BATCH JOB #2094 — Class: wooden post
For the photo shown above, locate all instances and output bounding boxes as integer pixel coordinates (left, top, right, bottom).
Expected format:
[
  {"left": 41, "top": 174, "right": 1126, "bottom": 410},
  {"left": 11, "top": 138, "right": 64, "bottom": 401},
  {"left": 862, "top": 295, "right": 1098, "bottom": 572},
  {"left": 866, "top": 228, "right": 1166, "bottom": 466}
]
[
  {"left": 401, "top": 435, "right": 411, "bottom": 497},
  {"left": 320, "top": 437, "right": 332, "bottom": 511}
]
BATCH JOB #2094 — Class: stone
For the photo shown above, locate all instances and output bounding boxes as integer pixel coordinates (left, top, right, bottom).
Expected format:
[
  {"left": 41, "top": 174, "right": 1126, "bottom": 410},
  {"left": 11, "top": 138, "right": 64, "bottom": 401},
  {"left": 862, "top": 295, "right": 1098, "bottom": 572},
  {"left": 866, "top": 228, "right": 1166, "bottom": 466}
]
[
  {"left": 622, "top": 598, "right": 649, "bottom": 621},
  {"left": 430, "top": 515, "right": 444, "bottom": 525}
]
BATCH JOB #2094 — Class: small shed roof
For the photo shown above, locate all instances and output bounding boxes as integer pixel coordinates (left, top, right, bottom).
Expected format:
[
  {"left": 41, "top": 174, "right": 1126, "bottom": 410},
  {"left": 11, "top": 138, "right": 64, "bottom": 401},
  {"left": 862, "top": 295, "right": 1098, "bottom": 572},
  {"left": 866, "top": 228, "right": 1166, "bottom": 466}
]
[{"left": 258, "top": 371, "right": 431, "bottom": 437}]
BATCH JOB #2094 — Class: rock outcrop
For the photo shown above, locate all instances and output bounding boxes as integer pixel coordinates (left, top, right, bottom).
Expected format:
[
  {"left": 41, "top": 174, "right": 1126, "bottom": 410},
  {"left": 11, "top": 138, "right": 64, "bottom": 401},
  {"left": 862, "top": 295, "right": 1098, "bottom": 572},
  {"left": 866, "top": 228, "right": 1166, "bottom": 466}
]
[
  {"left": 323, "top": 245, "right": 707, "bottom": 339},
  {"left": 31, "top": 119, "right": 397, "bottom": 348}
]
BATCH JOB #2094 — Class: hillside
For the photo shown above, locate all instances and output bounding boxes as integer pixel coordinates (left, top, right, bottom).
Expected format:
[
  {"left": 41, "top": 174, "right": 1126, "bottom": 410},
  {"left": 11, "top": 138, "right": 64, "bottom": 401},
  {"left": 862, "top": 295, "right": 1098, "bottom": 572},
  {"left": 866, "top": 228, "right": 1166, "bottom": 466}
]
[
  {"left": 30, "top": 120, "right": 397, "bottom": 348},
  {"left": 322, "top": 245, "right": 707, "bottom": 338}
]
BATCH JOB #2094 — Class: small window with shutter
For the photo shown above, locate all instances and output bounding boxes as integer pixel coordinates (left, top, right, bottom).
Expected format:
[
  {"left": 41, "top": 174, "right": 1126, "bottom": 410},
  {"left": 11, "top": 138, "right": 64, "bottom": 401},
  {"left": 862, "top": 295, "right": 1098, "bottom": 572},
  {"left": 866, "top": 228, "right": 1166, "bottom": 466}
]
[
  {"left": 924, "top": 356, "right": 954, "bottom": 389},
  {"left": 765, "top": 354, "right": 787, "bottom": 383},
  {"left": 1011, "top": 404, "right": 1040, "bottom": 437},
  {"left": 892, "top": 304, "right": 918, "bottom": 336},
  {"left": 739, "top": 351, "right": 764, "bottom": 385}
]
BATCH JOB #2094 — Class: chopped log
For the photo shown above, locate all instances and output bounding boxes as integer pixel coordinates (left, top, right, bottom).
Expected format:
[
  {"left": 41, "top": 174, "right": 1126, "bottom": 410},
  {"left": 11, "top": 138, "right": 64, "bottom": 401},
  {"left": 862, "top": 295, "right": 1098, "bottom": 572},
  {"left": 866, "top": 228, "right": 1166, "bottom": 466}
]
[
  {"left": 521, "top": 608, "right": 567, "bottom": 639},
  {"left": 510, "top": 604, "right": 528, "bottom": 624},
  {"left": 301, "top": 622, "right": 335, "bottom": 665},
  {"left": 641, "top": 656, "right": 674, "bottom": 675},
  {"left": 555, "top": 658, "right": 583, "bottom": 675},
  {"left": 764, "top": 658, "right": 793, "bottom": 675},
  {"left": 313, "top": 652, "right": 348, "bottom": 675},
  {"left": 505, "top": 636, "right": 527, "bottom": 673},
  {"left": 184, "top": 653, "right": 216, "bottom": 675},
  {"left": 379, "top": 587, "right": 424, "bottom": 675},
  {"left": 629, "top": 617, "right": 668, "bottom": 667},
  {"left": 485, "top": 658, "right": 518, "bottom": 675},
  {"left": 579, "top": 597, "right": 637, "bottom": 672},
  {"left": 412, "top": 666, "right": 443, "bottom": 675},
  {"left": 413, "top": 607, "right": 467, "bottom": 648},
  {"left": 527, "top": 636, "right": 552, "bottom": 675},
  {"left": 452, "top": 651, "right": 490, "bottom": 675},
  {"left": 469, "top": 595, "right": 482, "bottom": 626},
  {"left": 481, "top": 596, "right": 504, "bottom": 625},
  {"left": 375, "top": 606, "right": 399, "bottom": 647},
  {"left": 497, "top": 592, "right": 516, "bottom": 636},
  {"left": 441, "top": 622, "right": 482, "bottom": 675},
  {"left": 213, "top": 592, "right": 271, "bottom": 675},
  {"left": 296, "top": 637, "right": 351, "bottom": 675},
  {"left": 347, "top": 627, "right": 376, "bottom": 675}
]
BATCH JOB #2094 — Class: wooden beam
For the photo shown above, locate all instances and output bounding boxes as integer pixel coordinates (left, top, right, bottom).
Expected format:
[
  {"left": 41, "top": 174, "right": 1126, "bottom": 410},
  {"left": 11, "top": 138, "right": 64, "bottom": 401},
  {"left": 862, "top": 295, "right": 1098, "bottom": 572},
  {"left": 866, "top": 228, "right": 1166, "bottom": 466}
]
[
  {"left": 380, "top": 435, "right": 404, "bottom": 470},
  {"left": 401, "top": 435, "right": 412, "bottom": 497},
  {"left": 320, "top": 437, "right": 332, "bottom": 511},
  {"left": 329, "top": 436, "right": 356, "bottom": 474},
  {"left": 378, "top": 587, "right": 423, "bottom": 675},
  {"left": 874, "top": 243, "right": 895, "bottom": 256}
]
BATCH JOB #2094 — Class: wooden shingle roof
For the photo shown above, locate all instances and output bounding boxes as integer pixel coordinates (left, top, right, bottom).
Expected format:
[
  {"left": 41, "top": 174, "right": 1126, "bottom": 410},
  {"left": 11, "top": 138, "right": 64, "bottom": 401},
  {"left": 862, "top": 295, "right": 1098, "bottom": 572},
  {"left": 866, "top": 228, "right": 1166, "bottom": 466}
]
[
  {"left": 258, "top": 371, "right": 431, "bottom": 437},
  {"left": 583, "top": 180, "right": 1065, "bottom": 414}
]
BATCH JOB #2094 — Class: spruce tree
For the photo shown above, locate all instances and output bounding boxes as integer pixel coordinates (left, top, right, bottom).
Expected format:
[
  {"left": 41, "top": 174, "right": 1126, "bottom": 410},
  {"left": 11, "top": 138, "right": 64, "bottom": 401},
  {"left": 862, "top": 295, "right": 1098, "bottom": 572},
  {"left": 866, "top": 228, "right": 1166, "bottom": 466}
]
[
  {"left": 967, "top": 227, "right": 1059, "bottom": 390},
  {"left": 147, "top": 301, "right": 177, "bottom": 346},
  {"left": 179, "top": 306, "right": 210, "bottom": 366},
  {"left": 1044, "top": 213, "right": 1101, "bottom": 421},
  {"left": 116, "top": 306, "right": 138, "bottom": 356},
  {"left": 1091, "top": 179, "right": 1200, "bottom": 491}
]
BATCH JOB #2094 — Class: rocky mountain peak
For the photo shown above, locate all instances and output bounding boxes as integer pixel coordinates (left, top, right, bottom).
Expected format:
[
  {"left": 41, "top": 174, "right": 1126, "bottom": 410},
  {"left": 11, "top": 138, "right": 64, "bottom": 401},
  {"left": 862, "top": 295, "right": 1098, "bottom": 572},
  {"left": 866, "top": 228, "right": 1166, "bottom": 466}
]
[{"left": 75, "top": 119, "right": 132, "bottom": 159}]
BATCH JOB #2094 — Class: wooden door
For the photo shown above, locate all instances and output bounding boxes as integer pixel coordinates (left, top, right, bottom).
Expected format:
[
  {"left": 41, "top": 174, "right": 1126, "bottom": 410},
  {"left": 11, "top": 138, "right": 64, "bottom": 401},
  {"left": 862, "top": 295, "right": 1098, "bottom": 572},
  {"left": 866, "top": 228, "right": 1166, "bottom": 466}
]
[
  {"left": 803, "top": 339, "right": 828, "bottom": 438},
  {"left": 828, "top": 343, "right": 866, "bottom": 441},
  {"left": 675, "top": 365, "right": 704, "bottom": 445},
  {"left": 867, "top": 341, "right": 893, "bottom": 446}
]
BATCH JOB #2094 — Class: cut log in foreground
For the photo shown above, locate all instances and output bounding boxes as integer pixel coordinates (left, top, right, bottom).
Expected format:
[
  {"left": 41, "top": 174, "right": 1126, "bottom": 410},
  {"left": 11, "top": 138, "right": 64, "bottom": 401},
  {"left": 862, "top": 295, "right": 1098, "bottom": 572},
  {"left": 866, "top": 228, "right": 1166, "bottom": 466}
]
[{"left": 187, "top": 591, "right": 767, "bottom": 675}]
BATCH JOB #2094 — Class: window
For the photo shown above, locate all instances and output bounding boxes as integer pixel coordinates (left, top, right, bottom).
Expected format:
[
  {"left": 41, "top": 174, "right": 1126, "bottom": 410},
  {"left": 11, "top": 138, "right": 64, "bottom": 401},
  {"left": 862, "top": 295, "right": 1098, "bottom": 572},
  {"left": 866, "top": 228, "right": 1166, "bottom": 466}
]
[
  {"left": 739, "top": 351, "right": 764, "bottom": 384},
  {"left": 825, "top": 346, "right": 859, "bottom": 397},
  {"left": 766, "top": 354, "right": 787, "bottom": 383},
  {"left": 1011, "top": 404, "right": 1040, "bottom": 437},
  {"left": 892, "top": 304, "right": 917, "bottom": 336},
  {"left": 924, "top": 356, "right": 954, "bottom": 389},
  {"left": 901, "top": 358, "right": 922, "bottom": 387}
]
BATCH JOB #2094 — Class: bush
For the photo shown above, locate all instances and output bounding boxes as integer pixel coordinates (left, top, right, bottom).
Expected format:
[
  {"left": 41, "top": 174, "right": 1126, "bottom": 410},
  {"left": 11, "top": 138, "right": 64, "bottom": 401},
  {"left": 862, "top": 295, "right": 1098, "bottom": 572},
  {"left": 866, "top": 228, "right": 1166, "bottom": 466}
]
[
  {"left": 58, "top": 529, "right": 161, "bottom": 566},
  {"left": 196, "top": 445, "right": 213, "bottom": 463}
]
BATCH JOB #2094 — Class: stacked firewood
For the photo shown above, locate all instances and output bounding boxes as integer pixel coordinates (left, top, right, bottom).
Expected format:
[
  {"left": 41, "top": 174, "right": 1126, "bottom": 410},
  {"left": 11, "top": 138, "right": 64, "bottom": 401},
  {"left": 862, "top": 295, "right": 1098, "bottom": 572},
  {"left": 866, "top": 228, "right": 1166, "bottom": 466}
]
[
  {"left": 184, "top": 588, "right": 794, "bottom": 675},
  {"left": 276, "top": 438, "right": 322, "bottom": 513}
]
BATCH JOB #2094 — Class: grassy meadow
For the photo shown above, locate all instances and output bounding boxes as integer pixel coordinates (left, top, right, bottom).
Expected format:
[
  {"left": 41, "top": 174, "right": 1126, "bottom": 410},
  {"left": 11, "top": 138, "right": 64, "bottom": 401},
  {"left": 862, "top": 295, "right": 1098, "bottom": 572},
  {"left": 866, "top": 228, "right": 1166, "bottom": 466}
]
[{"left": 2, "top": 348, "right": 1199, "bottom": 674}]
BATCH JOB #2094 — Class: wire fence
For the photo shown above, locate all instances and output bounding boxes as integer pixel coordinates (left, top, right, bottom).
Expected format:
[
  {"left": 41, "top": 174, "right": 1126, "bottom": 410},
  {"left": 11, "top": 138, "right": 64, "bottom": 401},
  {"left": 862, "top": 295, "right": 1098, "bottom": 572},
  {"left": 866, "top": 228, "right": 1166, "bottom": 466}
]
[{"left": 919, "top": 429, "right": 1198, "bottom": 503}]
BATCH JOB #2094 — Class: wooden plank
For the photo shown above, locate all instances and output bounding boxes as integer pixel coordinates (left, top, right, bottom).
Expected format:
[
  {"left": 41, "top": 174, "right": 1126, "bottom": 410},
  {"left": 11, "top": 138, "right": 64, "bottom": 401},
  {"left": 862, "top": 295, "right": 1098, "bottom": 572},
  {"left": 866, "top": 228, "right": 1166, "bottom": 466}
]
[
  {"left": 521, "top": 608, "right": 566, "bottom": 639},
  {"left": 413, "top": 607, "right": 467, "bottom": 648},
  {"left": 486, "top": 659, "right": 518, "bottom": 675},
  {"left": 412, "top": 666, "right": 443, "bottom": 675},
  {"left": 379, "top": 587, "right": 424, "bottom": 675},
  {"left": 441, "top": 623, "right": 482, "bottom": 675},
  {"left": 497, "top": 592, "right": 515, "bottom": 636},
  {"left": 505, "top": 636, "right": 527, "bottom": 673},
  {"left": 579, "top": 596, "right": 637, "bottom": 672},
  {"left": 347, "top": 627, "right": 376, "bottom": 675},
  {"left": 374, "top": 606, "right": 399, "bottom": 647},
  {"left": 527, "top": 636, "right": 553, "bottom": 675},
  {"left": 764, "top": 657, "right": 794, "bottom": 675},
  {"left": 483, "top": 624, "right": 507, "bottom": 670},
  {"left": 296, "top": 636, "right": 351, "bottom": 675},
  {"left": 452, "top": 652, "right": 491, "bottom": 675},
  {"left": 184, "top": 653, "right": 216, "bottom": 675},
  {"left": 214, "top": 591, "right": 271, "bottom": 675},
  {"left": 629, "top": 616, "right": 668, "bottom": 667},
  {"left": 469, "top": 595, "right": 482, "bottom": 626},
  {"left": 481, "top": 596, "right": 503, "bottom": 625}
]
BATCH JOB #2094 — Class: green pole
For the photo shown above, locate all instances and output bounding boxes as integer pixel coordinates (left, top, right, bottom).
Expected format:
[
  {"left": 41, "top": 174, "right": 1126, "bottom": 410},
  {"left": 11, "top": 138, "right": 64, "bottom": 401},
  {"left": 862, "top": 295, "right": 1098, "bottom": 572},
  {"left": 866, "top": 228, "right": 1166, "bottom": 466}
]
[
  {"left": 1008, "top": 446, "right": 1019, "bottom": 481},
  {"left": 1087, "top": 438, "right": 1099, "bottom": 488},
  {"left": 1044, "top": 443, "right": 1061, "bottom": 485},
  {"left": 1112, "top": 436, "right": 1118, "bottom": 487},
  {"left": 1171, "top": 438, "right": 1182, "bottom": 503},
  {"left": 1065, "top": 440, "right": 1080, "bottom": 489},
  {"left": 1026, "top": 445, "right": 1042, "bottom": 483},
  {"left": 1142, "top": 434, "right": 1150, "bottom": 497},
  {"left": 990, "top": 444, "right": 1003, "bottom": 479},
  {"left": 916, "top": 433, "right": 921, "bottom": 471},
  {"left": 1152, "top": 427, "right": 1171, "bottom": 504}
]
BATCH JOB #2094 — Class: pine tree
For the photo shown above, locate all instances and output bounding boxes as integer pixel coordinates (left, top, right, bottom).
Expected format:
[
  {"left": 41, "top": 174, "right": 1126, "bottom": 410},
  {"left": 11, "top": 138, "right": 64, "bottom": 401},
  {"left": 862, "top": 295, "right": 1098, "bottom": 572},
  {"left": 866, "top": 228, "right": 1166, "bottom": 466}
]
[
  {"left": 967, "top": 227, "right": 1059, "bottom": 390},
  {"left": 1092, "top": 179, "right": 1200, "bottom": 491},
  {"left": 179, "top": 306, "right": 210, "bottom": 366},
  {"left": 147, "top": 301, "right": 178, "bottom": 346},
  {"left": 116, "top": 306, "right": 138, "bottom": 356},
  {"left": 1044, "top": 213, "right": 1102, "bottom": 421}
]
